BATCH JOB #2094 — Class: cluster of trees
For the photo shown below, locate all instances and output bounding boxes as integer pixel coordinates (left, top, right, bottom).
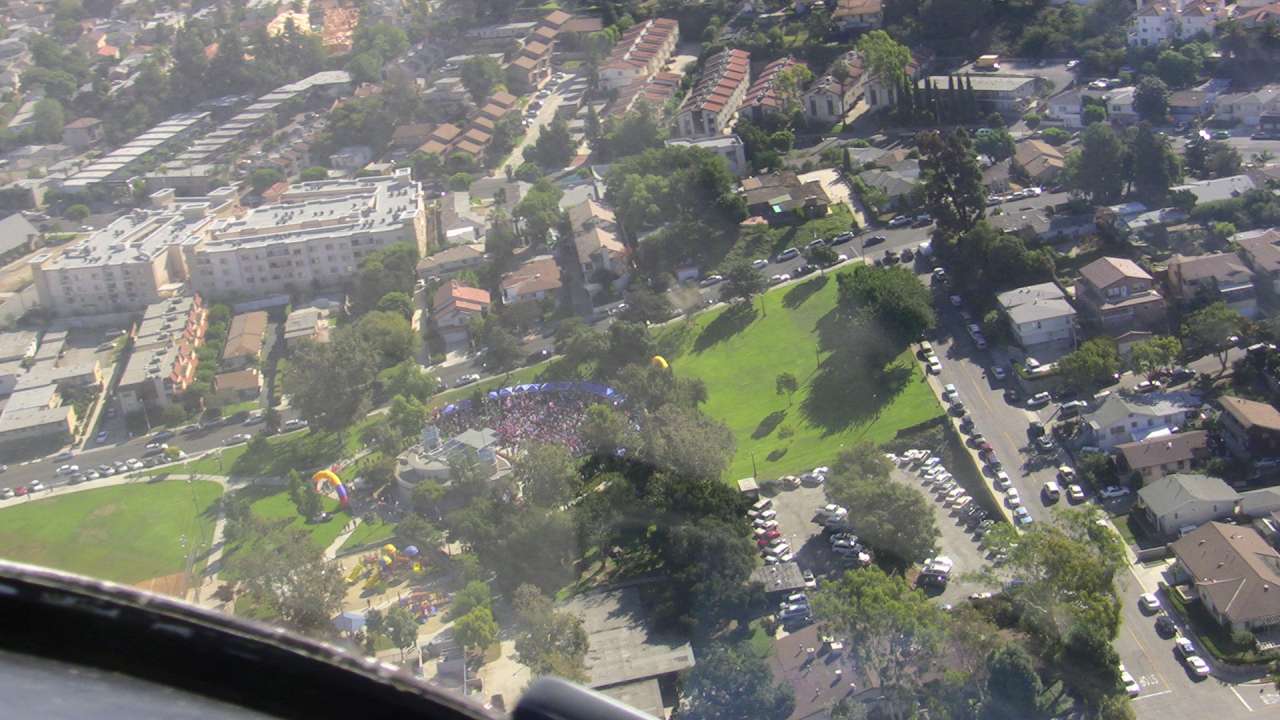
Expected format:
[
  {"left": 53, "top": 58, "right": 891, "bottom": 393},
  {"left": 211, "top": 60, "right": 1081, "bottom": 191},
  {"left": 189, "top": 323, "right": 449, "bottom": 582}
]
[
  {"left": 1066, "top": 122, "right": 1182, "bottom": 204},
  {"left": 891, "top": 75, "right": 983, "bottom": 126},
  {"left": 605, "top": 146, "right": 746, "bottom": 238},
  {"left": 945, "top": 221, "right": 1056, "bottom": 295},
  {"left": 524, "top": 118, "right": 576, "bottom": 170},
  {"left": 835, "top": 264, "right": 936, "bottom": 352},
  {"left": 344, "top": 23, "right": 409, "bottom": 85},
  {"left": 1190, "top": 187, "right": 1280, "bottom": 231},
  {"left": 1185, "top": 137, "right": 1243, "bottom": 180},
  {"left": 592, "top": 103, "right": 667, "bottom": 161},
  {"left": 916, "top": 130, "right": 987, "bottom": 241},
  {"left": 823, "top": 442, "right": 939, "bottom": 563},
  {"left": 734, "top": 118, "right": 795, "bottom": 175}
]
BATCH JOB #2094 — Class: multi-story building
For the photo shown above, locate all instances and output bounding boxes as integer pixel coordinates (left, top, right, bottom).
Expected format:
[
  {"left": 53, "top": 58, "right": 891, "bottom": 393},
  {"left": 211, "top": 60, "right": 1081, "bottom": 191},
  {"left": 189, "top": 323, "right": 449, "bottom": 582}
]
[
  {"left": 1166, "top": 252, "right": 1258, "bottom": 318},
  {"left": 500, "top": 255, "right": 562, "bottom": 305},
  {"left": 32, "top": 171, "right": 429, "bottom": 315},
  {"left": 1085, "top": 392, "right": 1203, "bottom": 449},
  {"left": 186, "top": 170, "right": 428, "bottom": 300},
  {"left": 29, "top": 188, "right": 239, "bottom": 317},
  {"left": 996, "top": 282, "right": 1077, "bottom": 354},
  {"left": 1075, "top": 256, "right": 1167, "bottom": 334},
  {"left": 740, "top": 57, "right": 804, "bottom": 124},
  {"left": 1218, "top": 395, "right": 1280, "bottom": 460},
  {"left": 674, "top": 49, "right": 751, "bottom": 138},
  {"left": 221, "top": 311, "right": 268, "bottom": 371},
  {"left": 665, "top": 136, "right": 749, "bottom": 176},
  {"left": 599, "top": 18, "right": 680, "bottom": 91},
  {"left": 804, "top": 51, "right": 867, "bottom": 126},
  {"left": 117, "top": 295, "right": 209, "bottom": 413},
  {"left": 133, "top": 295, "right": 207, "bottom": 352},
  {"left": 1131, "top": 0, "right": 1228, "bottom": 47},
  {"left": 832, "top": 0, "right": 884, "bottom": 30}
]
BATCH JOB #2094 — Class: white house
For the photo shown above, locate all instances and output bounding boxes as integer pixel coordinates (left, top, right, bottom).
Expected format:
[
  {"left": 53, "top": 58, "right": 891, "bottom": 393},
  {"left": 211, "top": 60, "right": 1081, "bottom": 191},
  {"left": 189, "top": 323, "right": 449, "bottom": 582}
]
[
  {"left": 1130, "top": 0, "right": 1228, "bottom": 47},
  {"left": 666, "top": 135, "right": 749, "bottom": 177},
  {"left": 1085, "top": 392, "right": 1203, "bottom": 449},
  {"left": 1213, "top": 85, "right": 1280, "bottom": 126},
  {"left": 996, "top": 282, "right": 1077, "bottom": 354}
]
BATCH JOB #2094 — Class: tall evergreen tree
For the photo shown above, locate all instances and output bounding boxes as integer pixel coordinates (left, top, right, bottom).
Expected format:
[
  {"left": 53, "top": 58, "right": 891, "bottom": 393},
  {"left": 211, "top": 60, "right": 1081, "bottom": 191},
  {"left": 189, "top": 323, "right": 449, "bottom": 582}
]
[
  {"left": 946, "top": 75, "right": 957, "bottom": 123},
  {"left": 965, "top": 76, "right": 978, "bottom": 121}
]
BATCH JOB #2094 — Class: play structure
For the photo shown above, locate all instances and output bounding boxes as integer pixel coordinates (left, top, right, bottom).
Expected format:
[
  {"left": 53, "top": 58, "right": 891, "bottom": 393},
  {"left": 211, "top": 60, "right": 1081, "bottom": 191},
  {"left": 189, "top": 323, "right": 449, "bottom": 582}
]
[
  {"left": 312, "top": 469, "right": 349, "bottom": 508},
  {"left": 400, "top": 589, "right": 446, "bottom": 623},
  {"left": 348, "top": 543, "right": 425, "bottom": 590}
]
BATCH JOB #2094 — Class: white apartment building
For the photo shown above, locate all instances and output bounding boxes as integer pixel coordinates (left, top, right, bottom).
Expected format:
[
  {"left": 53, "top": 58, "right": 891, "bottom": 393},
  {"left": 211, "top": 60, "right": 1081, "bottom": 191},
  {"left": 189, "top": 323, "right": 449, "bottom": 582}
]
[
  {"left": 997, "top": 281, "right": 1078, "bottom": 354},
  {"left": 31, "top": 172, "right": 429, "bottom": 316},
  {"left": 186, "top": 170, "right": 428, "bottom": 300},
  {"left": 1131, "top": 0, "right": 1228, "bottom": 47},
  {"left": 674, "top": 49, "right": 751, "bottom": 139}
]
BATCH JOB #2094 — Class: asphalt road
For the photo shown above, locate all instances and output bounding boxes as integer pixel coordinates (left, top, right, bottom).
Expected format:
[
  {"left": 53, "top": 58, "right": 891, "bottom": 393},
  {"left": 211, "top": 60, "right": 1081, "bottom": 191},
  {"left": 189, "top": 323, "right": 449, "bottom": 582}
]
[
  {"left": 1, "top": 412, "right": 300, "bottom": 492},
  {"left": 1115, "top": 565, "right": 1275, "bottom": 720}
]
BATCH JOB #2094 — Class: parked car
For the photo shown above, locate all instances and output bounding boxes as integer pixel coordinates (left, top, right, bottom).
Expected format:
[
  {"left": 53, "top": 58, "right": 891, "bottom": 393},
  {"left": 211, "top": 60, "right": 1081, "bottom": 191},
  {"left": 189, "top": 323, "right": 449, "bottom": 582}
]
[
  {"left": 1139, "top": 593, "right": 1160, "bottom": 613},
  {"left": 1013, "top": 507, "right": 1033, "bottom": 525},
  {"left": 1027, "top": 392, "right": 1052, "bottom": 408},
  {"left": 1067, "top": 484, "right": 1086, "bottom": 503},
  {"left": 769, "top": 273, "right": 791, "bottom": 285},
  {"left": 1099, "top": 485, "right": 1131, "bottom": 499},
  {"left": 991, "top": 365, "right": 1007, "bottom": 380},
  {"left": 864, "top": 235, "right": 887, "bottom": 246},
  {"left": 699, "top": 274, "right": 724, "bottom": 287},
  {"left": 1121, "top": 667, "right": 1140, "bottom": 697},
  {"left": 0, "top": 487, "right": 12, "bottom": 499},
  {"left": 1155, "top": 614, "right": 1176, "bottom": 637},
  {"left": 775, "top": 247, "right": 800, "bottom": 262},
  {"left": 888, "top": 215, "right": 912, "bottom": 228},
  {"left": 751, "top": 258, "right": 769, "bottom": 269},
  {"left": 95, "top": 430, "right": 109, "bottom": 444}
]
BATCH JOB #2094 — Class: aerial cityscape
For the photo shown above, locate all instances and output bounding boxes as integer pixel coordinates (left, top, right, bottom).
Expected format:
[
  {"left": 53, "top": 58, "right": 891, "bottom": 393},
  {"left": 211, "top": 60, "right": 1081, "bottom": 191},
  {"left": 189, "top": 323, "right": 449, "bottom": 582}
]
[{"left": 6, "top": 0, "right": 1280, "bottom": 717}]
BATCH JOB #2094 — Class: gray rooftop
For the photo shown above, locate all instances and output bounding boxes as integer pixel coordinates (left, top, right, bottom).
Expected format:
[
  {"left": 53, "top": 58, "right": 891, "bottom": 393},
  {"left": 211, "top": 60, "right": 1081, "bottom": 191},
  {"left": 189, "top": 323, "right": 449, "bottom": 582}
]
[
  {"left": 997, "top": 282, "right": 1076, "bottom": 324},
  {"left": 0, "top": 329, "right": 37, "bottom": 362},
  {"left": 562, "top": 585, "right": 696, "bottom": 688},
  {"left": 1172, "top": 174, "right": 1256, "bottom": 204},
  {"left": 1087, "top": 391, "right": 1202, "bottom": 430},
  {"left": 1137, "top": 473, "right": 1237, "bottom": 518},
  {"left": 749, "top": 562, "right": 807, "bottom": 594},
  {"left": 0, "top": 212, "right": 38, "bottom": 255}
]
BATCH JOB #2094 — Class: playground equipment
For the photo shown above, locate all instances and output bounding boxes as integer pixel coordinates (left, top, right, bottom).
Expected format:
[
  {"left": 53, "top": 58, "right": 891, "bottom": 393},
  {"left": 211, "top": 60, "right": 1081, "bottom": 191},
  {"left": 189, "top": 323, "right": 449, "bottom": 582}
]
[{"left": 313, "top": 469, "right": 349, "bottom": 508}]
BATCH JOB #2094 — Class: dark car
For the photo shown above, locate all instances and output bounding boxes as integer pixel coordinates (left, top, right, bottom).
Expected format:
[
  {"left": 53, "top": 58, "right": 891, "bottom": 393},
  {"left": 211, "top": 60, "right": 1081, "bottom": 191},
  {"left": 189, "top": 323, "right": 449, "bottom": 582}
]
[
  {"left": 793, "top": 264, "right": 816, "bottom": 277},
  {"left": 1168, "top": 366, "right": 1196, "bottom": 385},
  {"left": 527, "top": 348, "right": 552, "bottom": 364},
  {"left": 1027, "top": 421, "right": 1045, "bottom": 439},
  {"left": 829, "top": 232, "right": 855, "bottom": 246},
  {"left": 152, "top": 430, "right": 175, "bottom": 442},
  {"left": 1155, "top": 614, "right": 1176, "bottom": 637},
  {"left": 864, "top": 235, "right": 887, "bottom": 246}
]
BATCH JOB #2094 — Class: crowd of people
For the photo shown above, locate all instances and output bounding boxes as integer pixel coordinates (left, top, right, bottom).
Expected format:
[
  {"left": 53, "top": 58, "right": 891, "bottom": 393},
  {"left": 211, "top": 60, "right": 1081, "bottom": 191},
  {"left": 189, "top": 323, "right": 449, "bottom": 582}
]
[{"left": 434, "top": 390, "right": 614, "bottom": 456}]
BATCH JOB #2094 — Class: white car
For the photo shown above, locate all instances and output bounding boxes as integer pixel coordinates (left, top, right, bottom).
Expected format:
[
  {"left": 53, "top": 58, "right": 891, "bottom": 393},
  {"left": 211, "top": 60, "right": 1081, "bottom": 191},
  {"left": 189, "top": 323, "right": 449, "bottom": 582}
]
[
  {"left": 751, "top": 258, "right": 768, "bottom": 269},
  {"left": 1067, "top": 484, "right": 1086, "bottom": 502},
  {"left": 699, "top": 274, "right": 724, "bottom": 287},
  {"left": 1013, "top": 507, "right": 1033, "bottom": 525},
  {"left": 991, "top": 366, "right": 1007, "bottom": 380},
  {"left": 126, "top": 458, "right": 144, "bottom": 470},
  {"left": 927, "top": 356, "right": 942, "bottom": 374},
  {"left": 56, "top": 464, "right": 79, "bottom": 475},
  {"left": 1186, "top": 655, "right": 1210, "bottom": 678},
  {"left": 1005, "top": 488, "right": 1022, "bottom": 508},
  {"left": 1099, "top": 485, "right": 1131, "bottom": 499},
  {"left": 993, "top": 471, "right": 1012, "bottom": 491},
  {"left": 942, "top": 384, "right": 958, "bottom": 402},
  {"left": 769, "top": 273, "right": 791, "bottom": 285},
  {"left": 1139, "top": 593, "right": 1160, "bottom": 613},
  {"left": 753, "top": 518, "right": 779, "bottom": 531},
  {"left": 29, "top": 479, "right": 44, "bottom": 491},
  {"left": 0, "top": 487, "right": 12, "bottom": 499},
  {"left": 1121, "top": 667, "right": 1140, "bottom": 697},
  {"left": 1175, "top": 635, "right": 1196, "bottom": 659},
  {"left": 1027, "top": 392, "right": 1052, "bottom": 408}
]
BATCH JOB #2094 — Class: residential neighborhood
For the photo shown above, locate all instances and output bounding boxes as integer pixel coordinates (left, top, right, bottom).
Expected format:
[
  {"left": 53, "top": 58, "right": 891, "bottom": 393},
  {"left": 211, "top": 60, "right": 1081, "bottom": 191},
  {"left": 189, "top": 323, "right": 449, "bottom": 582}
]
[{"left": 11, "top": 0, "right": 1280, "bottom": 718}]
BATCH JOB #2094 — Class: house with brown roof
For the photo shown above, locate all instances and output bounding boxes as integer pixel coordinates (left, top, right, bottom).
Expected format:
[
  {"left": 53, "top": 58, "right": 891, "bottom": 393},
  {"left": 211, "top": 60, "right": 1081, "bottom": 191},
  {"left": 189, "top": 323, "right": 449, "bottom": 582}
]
[
  {"left": 1012, "top": 139, "right": 1066, "bottom": 185},
  {"left": 1116, "top": 430, "right": 1209, "bottom": 484},
  {"left": 489, "top": 91, "right": 518, "bottom": 110},
  {"left": 391, "top": 123, "right": 436, "bottom": 151},
  {"left": 1075, "top": 256, "right": 1167, "bottom": 334},
  {"left": 500, "top": 255, "right": 562, "bottom": 305},
  {"left": 221, "top": 311, "right": 268, "bottom": 372},
  {"left": 567, "top": 199, "right": 627, "bottom": 287},
  {"left": 804, "top": 50, "right": 867, "bottom": 125},
  {"left": 1235, "top": 228, "right": 1280, "bottom": 295},
  {"left": 419, "top": 123, "right": 463, "bottom": 156},
  {"left": 833, "top": 0, "right": 884, "bottom": 31},
  {"left": 213, "top": 368, "right": 262, "bottom": 402},
  {"left": 1166, "top": 252, "right": 1258, "bottom": 318},
  {"left": 509, "top": 38, "right": 554, "bottom": 92},
  {"left": 599, "top": 18, "right": 679, "bottom": 91},
  {"left": 418, "top": 243, "right": 488, "bottom": 278},
  {"left": 433, "top": 280, "right": 490, "bottom": 344},
  {"left": 741, "top": 171, "right": 832, "bottom": 224},
  {"left": 1171, "top": 522, "right": 1280, "bottom": 632},
  {"left": 1219, "top": 395, "right": 1280, "bottom": 460}
]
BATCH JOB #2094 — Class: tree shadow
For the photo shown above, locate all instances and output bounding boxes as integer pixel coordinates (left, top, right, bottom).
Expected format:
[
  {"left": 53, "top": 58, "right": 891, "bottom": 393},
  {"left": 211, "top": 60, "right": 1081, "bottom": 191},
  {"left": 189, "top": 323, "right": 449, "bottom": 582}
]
[
  {"left": 692, "top": 302, "right": 758, "bottom": 353},
  {"left": 767, "top": 447, "right": 788, "bottom": 462},
  {"left": 752, "top": 410, "right": 788, "bottom": 439},
  {"left": 782, "top": 275, "right": 828, "bottom": 309},
  {"left": 802, "top": 356, "right": 913, "bottom": 434}
]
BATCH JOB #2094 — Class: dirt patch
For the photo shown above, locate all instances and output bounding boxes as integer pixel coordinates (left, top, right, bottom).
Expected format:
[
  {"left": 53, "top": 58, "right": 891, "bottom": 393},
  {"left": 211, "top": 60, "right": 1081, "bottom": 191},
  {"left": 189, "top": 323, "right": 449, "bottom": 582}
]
[
  {"left": 86, "top": 503, "right": 121, "bottom": 521},
  {"left": 135, "top": 572, "right": 188, "bottom": 598}
]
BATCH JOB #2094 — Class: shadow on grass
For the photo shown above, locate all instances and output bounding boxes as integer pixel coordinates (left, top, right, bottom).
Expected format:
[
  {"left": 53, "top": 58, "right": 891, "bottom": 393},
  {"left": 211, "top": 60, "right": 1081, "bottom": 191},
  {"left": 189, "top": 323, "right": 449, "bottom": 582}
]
[
  {"left": 802, "top": 358, "right": 913, "bottom": 434},
  {"left": 753, "top": 410, "right": 788, "bottom": 439},
  {"left": 767, "top": 447, "right": 788, "bottom": 462},
  {"left": 229, "top": 430, "right": 347, "bottom": 477},
  {"left": 692, "top": 302, "right": 757, "bottom": 353},
  {"left": 782, "top": 275, "right": 828, "bottom": 309}
]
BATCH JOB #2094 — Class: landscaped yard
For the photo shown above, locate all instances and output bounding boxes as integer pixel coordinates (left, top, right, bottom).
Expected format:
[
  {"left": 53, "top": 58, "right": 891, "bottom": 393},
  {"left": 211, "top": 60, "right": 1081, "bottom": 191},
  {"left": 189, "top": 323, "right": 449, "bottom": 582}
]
[
  {"left": 338, "top": 515, "right": 397, "bottom": 555},
  {"left": 0, "top": 480, "right": 224, "bottom": 585},
  {"left": 717, "top": 207, "right": 856, "bottom": 272},
  {"left": 656, "top": 274, "right": 943, "bottom": 481},
  {"left": 243, "top": 485, "right": 349, "bottom": 551}
]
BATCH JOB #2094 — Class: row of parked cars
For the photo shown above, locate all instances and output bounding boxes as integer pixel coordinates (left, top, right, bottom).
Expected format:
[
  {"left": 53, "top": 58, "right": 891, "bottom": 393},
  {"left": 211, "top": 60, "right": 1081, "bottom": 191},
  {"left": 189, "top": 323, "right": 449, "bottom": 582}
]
[
  {"left": 1137, "top": 592, "right": 1211, "bottom": 683},
  {"left": 748, "top": 497, "right": 792, "bottom": 564},
  {"left": 893, "top": 449, "right": 996, "bottom": 539}
]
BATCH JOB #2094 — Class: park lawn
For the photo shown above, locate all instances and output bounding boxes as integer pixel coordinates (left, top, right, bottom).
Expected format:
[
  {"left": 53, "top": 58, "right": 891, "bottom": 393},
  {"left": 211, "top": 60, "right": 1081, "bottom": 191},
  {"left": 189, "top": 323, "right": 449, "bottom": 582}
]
[
  {"left": 246, "top": 487, "right": 348, "bottom": 551},
  {"left": 656, "top": 274, "right": 943, "bottom": 481},
  {"left": 337, "top": 516, "right": 398, "bottom": 555},
  {"left": 0, "top": 480, "right": 224, "bottom": 585},
  {"left": 717, "top": 206, "right": 855, "bottom": 272}
]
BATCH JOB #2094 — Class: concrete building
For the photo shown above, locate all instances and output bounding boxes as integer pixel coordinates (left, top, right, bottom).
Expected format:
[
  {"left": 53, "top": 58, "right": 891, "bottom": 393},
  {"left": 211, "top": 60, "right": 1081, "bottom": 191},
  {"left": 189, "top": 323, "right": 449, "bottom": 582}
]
[
  {"left": 0, "top": 329, "right": 37, "bottom": 363},
  {"left": 133, "top": 295, "right": 207, "bottom": 352},
  {"left": 61, "top": 117, "right": 103, "bottom": 149},
  {"left": 394, "top": 425, "right": 504, "bottom": 503},
  {"left": 1084, "top": 392, "right": 1202, "bottom": 449},
  {"left": 1075, "top": 256, "right": 1167, "bottom": 334},
  {"left": 996, "top": 282, "right": 1077, "bottom": 354},
  {"left": 923, "top": 74, "right": 1039, "bottom": 114},
  {"left": 804, "top": 50, "right": 867, "bottom": 125},
  {"left": 1166, "top": 252, "right": 1257, "bottom": 318},
  {"left": 0, "top": 213, "right": 38, "bottom": 259},
  {"left": 674, "top": 49, "right": 751, "bottom": 138},
  {"left": 665, "top": 135, "right": 749, "bottom": 176},
  {"left": 1235, "top": 228, "right": 1280, "bottom": 294},
  {"left": 1214, "top": 86, "right": 1280, "bottom": 126},
  {"left": 187, "top": 170, "right": 428, "bottom": 301},
  {"left": 117, "top": 296, "right": 209, "bottom": 413}
]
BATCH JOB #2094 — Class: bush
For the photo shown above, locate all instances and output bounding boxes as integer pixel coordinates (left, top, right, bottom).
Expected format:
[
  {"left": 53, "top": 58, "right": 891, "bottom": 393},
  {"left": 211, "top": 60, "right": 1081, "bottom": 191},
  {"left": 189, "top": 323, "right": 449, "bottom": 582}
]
[
  {"left": 448, "top": 172, "right": 473, "bottom": 191},
  {"left": 65, "top": 204, "right": 90, "bottom": 221},
  {"left": 1023, "top": 112, "right": 1041, "bottom": 128},
  {"left": 1040, "top": 127, "right": 1070, "bottom": 146}
]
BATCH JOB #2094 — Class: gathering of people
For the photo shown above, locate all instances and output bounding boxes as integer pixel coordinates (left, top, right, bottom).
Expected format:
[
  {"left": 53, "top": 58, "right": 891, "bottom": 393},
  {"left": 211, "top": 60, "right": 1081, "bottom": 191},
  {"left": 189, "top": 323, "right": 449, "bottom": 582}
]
[{"left": 434, "top": 388, "right": 615, "bottom": 456}]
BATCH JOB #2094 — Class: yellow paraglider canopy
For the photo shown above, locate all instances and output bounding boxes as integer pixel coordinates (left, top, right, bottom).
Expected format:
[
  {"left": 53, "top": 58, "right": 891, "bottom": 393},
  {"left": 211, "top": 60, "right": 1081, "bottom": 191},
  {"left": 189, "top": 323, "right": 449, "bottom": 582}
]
[{"left": 650, "top": 355, "right": 669, "bottom": 370}]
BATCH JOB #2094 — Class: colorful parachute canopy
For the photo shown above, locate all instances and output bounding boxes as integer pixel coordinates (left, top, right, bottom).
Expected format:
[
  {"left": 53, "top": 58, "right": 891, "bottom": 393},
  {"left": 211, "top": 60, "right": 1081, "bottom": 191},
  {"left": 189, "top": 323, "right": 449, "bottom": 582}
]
[
  {"left": 312, "top": 469, "right": 349, "bottom": 507},
  {"left": 650, "top": 355, "right": 669, "bottom": 370}
]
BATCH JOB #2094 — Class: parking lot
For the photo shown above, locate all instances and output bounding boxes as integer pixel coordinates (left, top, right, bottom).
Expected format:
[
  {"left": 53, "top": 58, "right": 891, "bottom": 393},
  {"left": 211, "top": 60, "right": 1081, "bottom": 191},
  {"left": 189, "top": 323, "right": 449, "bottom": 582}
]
[{"left": 761, "top": 466, "right": 993, "bottom": 604}]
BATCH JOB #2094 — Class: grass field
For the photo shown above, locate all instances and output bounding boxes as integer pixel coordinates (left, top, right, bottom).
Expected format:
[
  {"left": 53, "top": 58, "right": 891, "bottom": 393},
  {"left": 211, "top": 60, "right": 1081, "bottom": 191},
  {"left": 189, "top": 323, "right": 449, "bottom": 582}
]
[
  {"left": 338, "top": 516, "right": 397, "bottom": 554},
  {"left": 657, "top": 274, "right": 942, "bottom": 480},
  {"left": 244, "top": 486, "right": 348, "bottom": 551},
  {"left": 0, "top": 480, "right": 224, "bottom": 585}
]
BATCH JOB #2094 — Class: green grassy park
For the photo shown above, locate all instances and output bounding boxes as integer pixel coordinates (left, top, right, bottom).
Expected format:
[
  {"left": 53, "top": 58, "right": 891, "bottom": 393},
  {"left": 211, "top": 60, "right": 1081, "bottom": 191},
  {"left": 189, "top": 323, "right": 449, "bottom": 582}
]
[
  {"left": 0, "top": 480, "right": 224, "bottom": 585},
  {"left": 657, "top": 275, "right": 943, "bottom": 481}
]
